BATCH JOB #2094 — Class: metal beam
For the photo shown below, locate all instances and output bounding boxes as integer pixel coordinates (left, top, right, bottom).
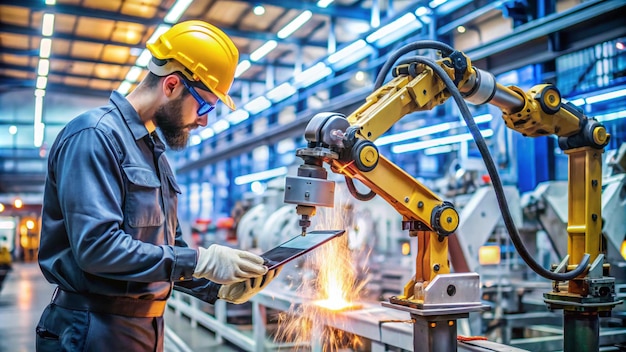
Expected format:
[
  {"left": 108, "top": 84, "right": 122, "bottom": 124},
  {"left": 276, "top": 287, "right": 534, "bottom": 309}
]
[
  {"left": 465, "top": 0, "right": 626, "bottom": 60},
  {"left": 437, "top": 0, "right": 506, "bottom": 36},
  {"left": 237, "top": 0, "right": 371, "bottom": 21}
]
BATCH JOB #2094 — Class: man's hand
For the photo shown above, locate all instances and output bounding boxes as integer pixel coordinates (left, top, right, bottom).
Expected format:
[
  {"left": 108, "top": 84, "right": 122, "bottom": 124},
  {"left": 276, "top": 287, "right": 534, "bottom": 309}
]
[
  {"left": 193, "top": 244, "right": 267, "bottom": 285},
  {"left": 218, "top": 267, "right": 282, "bottom": 304}
]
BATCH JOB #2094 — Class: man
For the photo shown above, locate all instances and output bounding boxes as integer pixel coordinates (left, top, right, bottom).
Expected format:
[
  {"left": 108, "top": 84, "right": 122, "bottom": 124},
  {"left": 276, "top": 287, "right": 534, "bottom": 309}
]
[{"left": 36, "top": 20, "right": 280, "bottom": 351}]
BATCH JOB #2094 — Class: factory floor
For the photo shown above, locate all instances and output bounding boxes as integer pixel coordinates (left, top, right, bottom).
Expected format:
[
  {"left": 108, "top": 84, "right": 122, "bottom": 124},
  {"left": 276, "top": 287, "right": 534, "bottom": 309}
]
[{"left": 0, "top": 262, "right": 241, "bottom": 352}]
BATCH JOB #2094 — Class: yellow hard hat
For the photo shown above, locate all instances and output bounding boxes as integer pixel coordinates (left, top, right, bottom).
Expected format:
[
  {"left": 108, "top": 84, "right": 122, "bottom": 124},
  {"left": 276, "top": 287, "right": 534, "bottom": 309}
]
[{"left": 147, "top": 20, "right": 239, "bottom": 110}]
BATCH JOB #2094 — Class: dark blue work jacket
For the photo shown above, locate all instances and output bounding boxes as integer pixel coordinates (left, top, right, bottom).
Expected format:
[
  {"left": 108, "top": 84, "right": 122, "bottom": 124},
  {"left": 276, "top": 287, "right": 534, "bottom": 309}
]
[{"left": 39, "top": 91, "right": 219, "bottom": 304}]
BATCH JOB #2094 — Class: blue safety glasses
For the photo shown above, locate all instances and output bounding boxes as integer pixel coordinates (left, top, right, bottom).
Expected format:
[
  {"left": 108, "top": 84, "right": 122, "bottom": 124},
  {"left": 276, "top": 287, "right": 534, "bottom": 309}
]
[{"left": 180, "top": 79, "right": 215, "bottom": 116}]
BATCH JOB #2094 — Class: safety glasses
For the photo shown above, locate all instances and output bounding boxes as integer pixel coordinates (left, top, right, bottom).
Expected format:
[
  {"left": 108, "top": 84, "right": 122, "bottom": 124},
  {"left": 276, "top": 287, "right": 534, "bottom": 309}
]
[{"left": 180, "top": 79, "right": 215, "bottom": 116}]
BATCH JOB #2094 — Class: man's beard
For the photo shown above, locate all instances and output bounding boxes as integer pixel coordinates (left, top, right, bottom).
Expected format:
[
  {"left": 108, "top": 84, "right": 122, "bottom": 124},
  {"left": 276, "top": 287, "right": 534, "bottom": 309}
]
[{"left": 154, "top": 96, "right": 196, "bottom": 150}]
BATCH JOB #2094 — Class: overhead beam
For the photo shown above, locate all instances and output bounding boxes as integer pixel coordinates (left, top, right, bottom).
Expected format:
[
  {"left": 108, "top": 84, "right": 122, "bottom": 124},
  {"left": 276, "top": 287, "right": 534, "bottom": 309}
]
[{"left": 236, "top": 0, "right": 371, "bottom": 21}]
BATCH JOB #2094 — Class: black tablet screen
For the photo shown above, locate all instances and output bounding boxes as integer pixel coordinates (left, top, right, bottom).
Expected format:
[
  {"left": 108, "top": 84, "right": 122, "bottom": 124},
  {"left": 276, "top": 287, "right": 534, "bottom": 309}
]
[{"left": 261, "top": 230, "right": 345, "bottom": 270}]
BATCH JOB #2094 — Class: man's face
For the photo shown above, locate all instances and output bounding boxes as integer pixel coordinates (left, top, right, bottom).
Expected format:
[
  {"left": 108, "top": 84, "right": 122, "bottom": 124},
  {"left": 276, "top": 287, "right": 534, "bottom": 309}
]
[{"left": 154, "top": 78, "right": 216, "bottom": 150}]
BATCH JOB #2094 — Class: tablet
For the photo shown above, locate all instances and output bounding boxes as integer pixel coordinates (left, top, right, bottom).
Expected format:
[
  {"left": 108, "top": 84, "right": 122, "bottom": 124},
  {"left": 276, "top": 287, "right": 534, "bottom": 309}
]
[{"left": 261, "top": 230, "right": 345, "bottom": 270}]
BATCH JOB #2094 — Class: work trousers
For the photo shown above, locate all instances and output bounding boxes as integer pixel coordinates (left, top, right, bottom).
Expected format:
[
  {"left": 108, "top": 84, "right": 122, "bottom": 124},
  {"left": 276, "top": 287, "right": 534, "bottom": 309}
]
[{"left": 35, "top": 303, "right": 164, "bottom": 351}]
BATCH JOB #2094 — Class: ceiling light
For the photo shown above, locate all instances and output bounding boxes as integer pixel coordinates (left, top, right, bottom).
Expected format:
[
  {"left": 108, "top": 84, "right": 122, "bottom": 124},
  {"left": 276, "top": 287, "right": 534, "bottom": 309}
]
[
  {"left": 34, "top": 89, "right": 46, "bottom": 97},
  {"left": 277, "top": 11, "right": 312, "bottom": 39},
  {"left": 117, "top": 81, "right": 133, "bottom": 95},
  {"left": 243, "top": 96, "right": 272, "bottom": 114},
  {"left": 189, "top": 135, "right": 202, "bottom": 146},
  {"left": 42, "top": 13, "right": 55, "bottom": 36},
  {"left": 9, "top": 125, "right": 17, "bottom": 135},
  {"left": 457, "top": 25, "right": 466, "bottom": 33},
  {"left": 125, "top": 66, "right": 143, "bottom": 82},
  {"left": 0, "top": 204, "right": 5, "bottom": 213},
  {"left": 328, "top": 40, "right": 367, "bottom": 64},
  {"left": 39, "top": 38, "right": 52, "bottom": 58},
  {"left": 135, "top": 49, "right": 152, "bottom": 67},
  {"left": 266, "top": 82, "right": 296, "bottom": 102},
  {"left": 199, "top": 127, "right": 215, "bottom": 139},
  {"left": 37, "top": 59, "right": 50, "bottom": 76},
  {"left": 147, "top": 25, "right": 171, "bottom": 45},
  {"left": 294, "top": 62, "right": 332, "bottom": 88},
  {"left": 424, "top": 145, "right": 454, "bottom": 155},
  {"left": 164, "top": 0, "right": 193, "bottom": 23},
  {"left": 376, "top": 114, "right": 492, "bottom": 146},
  {"left": 366, "top": 13, "right": 420, "bottom": 46},
  {"left": 253, "top": 5, "right": 265, "bottom": 15},
  {"left": 235, "top": 60, "right": 251, "bottom": 78},
  {"left": 36, "top": 76, "right": 48, "bottom": 90},
  {"left": 234, "top": 166, "right": 288, "bottom": 185},
  {"left": 317, "top": 0, "right": 334, "bottom": 8},
  {"left": 250, "top": 40, "right": 277, "bottom": 61},
  {"left": 226, "top": 109, "right": 251, "bottom": 124},
  {"left": 45, "top": 0, "right": 56, "bottom": 4},
  {"left": 429, "top": 0, "right": 448, "bottom": 8},
  {"left": 585, "top": 88, "right": 626, "bottom": 104},
  {"left": 14, "top": 199, "right": 23, "bottom": 209},
  {"left": 212, "top": 119, "right": 230, "bottom": 133},
  {"left": 392, "top": 130, "right": 493, "bottom": 154},
  {"left": 354, "top": 71, "right": 365, "bottom": 81},
  {"left": 415, "top": 6, "right": 430, "bottom": 16}
]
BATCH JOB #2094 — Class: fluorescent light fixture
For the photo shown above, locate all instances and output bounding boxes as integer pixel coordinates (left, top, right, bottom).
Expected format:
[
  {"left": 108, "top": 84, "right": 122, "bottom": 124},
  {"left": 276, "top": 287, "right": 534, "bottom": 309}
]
[
  {"left": 39, "top": 38, "right": 52, "bottom": 58},
  {"left": 596, "top": 110, "right": 626, "bottom": 123},
  {"left": 34, "top": 89, "right": 46, "bottom": 97},
  {"left": 585, "top": 88, "right": 626, "bottom": 104},
  {"left": 125, "top": 66, "right": 143, "bottom": 82},
  {"left": 36, "top": 76, "right": 48, "bottom": 89},
  {"left": 42, "top": 13, "right": 55, "bottom": 36},
  {"left": 199, "top": 127, "right": 215, "bottom": 139},
  {"left": 234, "top": 166, "right": 288, "bottom": 185},
  {"left": 243, "top": 96, "right": 272, "bottom": 114},
  {"left": 392, "top": 129, "right": 493, "bottom": 154},
  {"left": 117, "top": 81, "right": 133, "bottom": 95},
  {"left": 135, "top": 49, "right": 152, "bottom": 67},
  {"left": 45, "top": 0, "right": 56, "bottom": 4},
  {"left": 147, "top": 24, "right": 171, "bottom": 45},
  {"left": 366, "top": 13, "right": 420, "bottom": 46},
  {"left": 37, "top": 59, "right": 50, "bottom": 76},
  {"left": 164, "top": 0, "right": 193, "bottom": 23},
  {"left": 317, "top": 0, "right": 334, "bottom": 8},
  {"left": 429, "top": 0, "right": 447, "bottom": 8},
  {"left": 189, "top": 134, "right": 202, "bottom": 146},
  {"left": 226, "top": 109, "right": 250, "bottom": 124},
  {"left": 328, "top": 40, "right": 367, "bottom": 64},
  {"left": 415, "top": 6, "right": 430, "bottom": 16},
  {"left": 34, "top": 122, "right": 46, "bottom": 147},
  {"left": 34, "top": 95, "right": 45, "bottom": 147},
  {"left": 235, "top": 60, "right": 251, "bottom": 78},
  {"left": 293, "top": 62, "right": 333, "bottom": 88},
  {"left": 9, "top": 125, "right": 17, "bottom": 135},
  {"left": 253, "top": 5, "right": 265, "bottom": 15},
  {"left": 267, "top": 82, "right": 297, "bottom": 102},
  {"left": 569, "top": 98, "right": 585, "bottom": 106},
  {"left": 376, "top": 114, "right": 492, "bottom": 146},
  {"left": 212, "top": 119, "right": 230, "bottom": 134},
  {"left": 250, "top": 40, "right": 277, "bottom": 62},
  {"left": 424, "top": 145, "right": 454, "bottom": 155},
  {"left": 277, "top": 11, "right": 312, "bottom": 39}
]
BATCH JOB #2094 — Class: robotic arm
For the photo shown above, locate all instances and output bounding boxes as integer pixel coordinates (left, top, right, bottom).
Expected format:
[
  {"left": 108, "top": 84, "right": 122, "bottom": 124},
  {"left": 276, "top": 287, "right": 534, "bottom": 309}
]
[{"left": 284, "top": 40, "right": 611, "bottom": 307}]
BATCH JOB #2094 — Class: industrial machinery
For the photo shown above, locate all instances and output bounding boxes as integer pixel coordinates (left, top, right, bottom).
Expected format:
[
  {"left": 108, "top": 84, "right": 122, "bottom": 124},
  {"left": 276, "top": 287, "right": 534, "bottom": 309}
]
[{"left": 284, "top": 40, "right": 620, "bottom": 351}]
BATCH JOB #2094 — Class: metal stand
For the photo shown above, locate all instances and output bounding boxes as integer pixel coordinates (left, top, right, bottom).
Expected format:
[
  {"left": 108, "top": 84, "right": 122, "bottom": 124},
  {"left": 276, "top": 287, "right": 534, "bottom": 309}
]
[{"left": 384, "top": 273, "right": 490, "bottom": 352}]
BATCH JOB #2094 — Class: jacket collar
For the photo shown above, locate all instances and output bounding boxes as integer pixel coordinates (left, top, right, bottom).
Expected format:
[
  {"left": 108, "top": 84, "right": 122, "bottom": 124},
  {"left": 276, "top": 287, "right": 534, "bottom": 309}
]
[{"left": 109, "top": 91, "right": 149, "bottom": 141}]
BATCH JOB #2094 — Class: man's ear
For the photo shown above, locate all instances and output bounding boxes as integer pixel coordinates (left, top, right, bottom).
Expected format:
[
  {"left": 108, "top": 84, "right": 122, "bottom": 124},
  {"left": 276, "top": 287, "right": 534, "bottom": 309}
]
[{"left": 162, "top": 75, "right": 181, "bottom": 98}]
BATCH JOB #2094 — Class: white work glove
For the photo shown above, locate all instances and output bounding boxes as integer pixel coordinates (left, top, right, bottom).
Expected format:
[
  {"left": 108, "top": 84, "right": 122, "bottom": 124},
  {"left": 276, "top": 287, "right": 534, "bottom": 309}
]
[
  {"left": 193, "top": 244, "right": 267, "bottom": 285},
  {"left": 218, "top": 267, "right": 282, "bottom": 304}
]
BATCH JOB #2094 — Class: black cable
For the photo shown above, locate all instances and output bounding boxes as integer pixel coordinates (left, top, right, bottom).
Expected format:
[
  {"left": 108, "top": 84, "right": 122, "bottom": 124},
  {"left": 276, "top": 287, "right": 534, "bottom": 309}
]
[
  {"left": 395, "top": 54, "right": 589, "bottom": 281},
  {"left": 374, "top": 41, "right": 455, "bottom": 90},
  {"left": 345, "top": 176, "right": 377, "bottom": 201}
]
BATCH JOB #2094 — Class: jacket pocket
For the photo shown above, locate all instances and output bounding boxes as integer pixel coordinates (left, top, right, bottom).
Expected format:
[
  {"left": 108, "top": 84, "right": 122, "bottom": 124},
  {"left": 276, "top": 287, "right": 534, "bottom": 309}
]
[{"left": 123, "top": 166, "right": 164, "bottom": 228}]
